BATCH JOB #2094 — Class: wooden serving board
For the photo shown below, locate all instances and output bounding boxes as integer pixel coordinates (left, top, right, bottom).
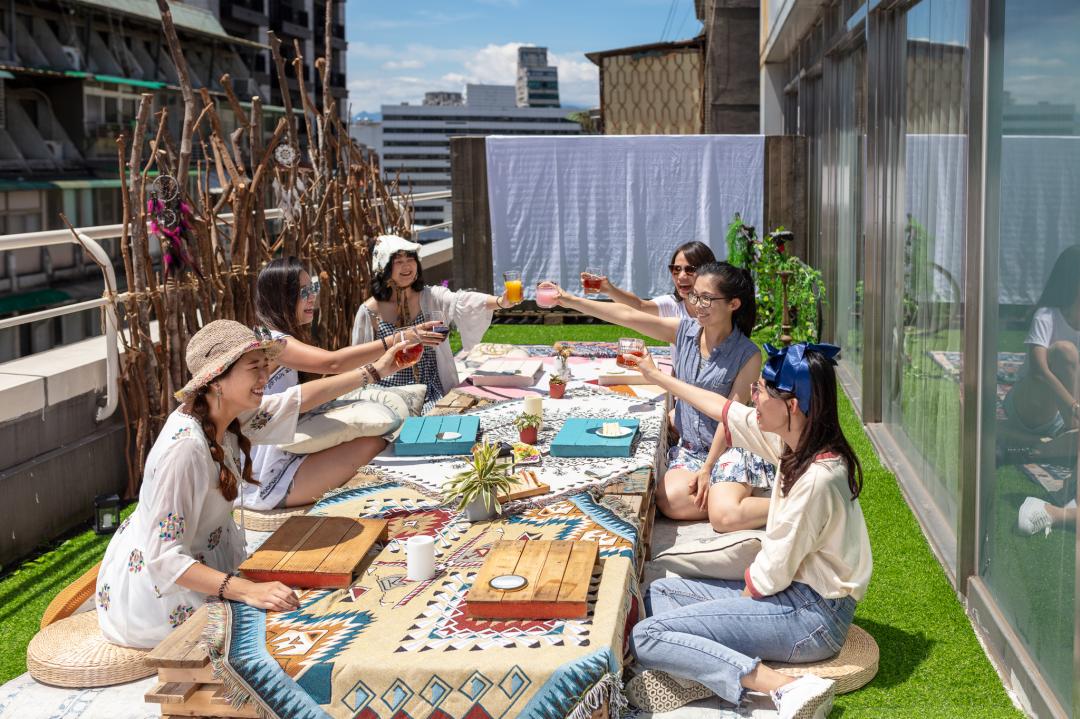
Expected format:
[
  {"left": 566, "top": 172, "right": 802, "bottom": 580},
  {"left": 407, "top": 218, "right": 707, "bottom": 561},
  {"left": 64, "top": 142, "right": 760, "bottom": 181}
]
[
  {"left": 497, "top": 469, "right": 550, "bottom": 502},
  {"left": 239, "top": 516, "right": 388, "bottom": 588},
  {"left": 465, "top": 540, "right": 598, "bottom": 620},
  {"left": 395, "top": 415, "right": 480, "bottom": 455}
]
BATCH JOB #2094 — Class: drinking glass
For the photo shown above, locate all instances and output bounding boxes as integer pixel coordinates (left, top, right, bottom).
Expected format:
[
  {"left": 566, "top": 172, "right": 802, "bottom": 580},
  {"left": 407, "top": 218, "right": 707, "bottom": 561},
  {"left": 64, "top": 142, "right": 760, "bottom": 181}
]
[
  {"left": 395, "top": 341, "right": 424, "bottom": 368},
  {"left": 616, "top": 337, "right": 646, "bottom": 369},
  {"left": 503, "top": 270, "right": 523, "bottom": 304},
  {"left": 535, "top": 281, "right": 559, "bottom": 308},
  {"left": 428, "top": 311, "right": 450, "bottom": 340},
  {"left": 582, "top": 268, "right": 603, "bottom": 294}
]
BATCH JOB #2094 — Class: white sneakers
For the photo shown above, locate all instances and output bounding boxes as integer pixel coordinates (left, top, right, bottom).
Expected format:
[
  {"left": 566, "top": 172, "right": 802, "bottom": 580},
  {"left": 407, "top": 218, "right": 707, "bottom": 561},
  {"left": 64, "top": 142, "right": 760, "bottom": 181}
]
[
  {"left": 770, "top": 674, "right": 836, "bottom": 719},
  {"left": 1018, "top": 496, "right": 1053, "bottom": 536}
]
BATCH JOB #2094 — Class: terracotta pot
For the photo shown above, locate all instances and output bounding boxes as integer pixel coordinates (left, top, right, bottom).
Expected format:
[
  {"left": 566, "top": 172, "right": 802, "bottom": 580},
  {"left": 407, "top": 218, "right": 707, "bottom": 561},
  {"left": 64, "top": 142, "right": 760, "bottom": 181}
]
[
  {"left": 549, "top": 382, "right": 566, "bottom": 399},
  {"left": 519, "top": 427, "right": 538, "bottom": 444}
]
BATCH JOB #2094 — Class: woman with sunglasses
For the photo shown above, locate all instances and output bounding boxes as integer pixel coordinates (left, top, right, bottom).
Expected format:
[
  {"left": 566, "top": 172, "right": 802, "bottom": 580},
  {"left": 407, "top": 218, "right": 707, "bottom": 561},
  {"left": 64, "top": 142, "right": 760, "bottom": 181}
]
[
  {"left": 584, "top": 241, "right": 716, "bottom": 321},
  {"left": 621, "top": 344, "right": 870, "bottom": 718},
  {"left": 244, "top": 256, "right": 438, "bottom": 511},
  {"left": 553, "top": 262, "right": 775, "bottom": 532}
]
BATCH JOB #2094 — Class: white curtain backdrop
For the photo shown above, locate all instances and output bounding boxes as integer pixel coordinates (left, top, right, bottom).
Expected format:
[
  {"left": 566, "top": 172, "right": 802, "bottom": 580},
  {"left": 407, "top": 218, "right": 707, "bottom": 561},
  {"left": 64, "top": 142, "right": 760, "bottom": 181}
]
[{"left": 485, "top": 135, "right": 765, "bottom": 300}]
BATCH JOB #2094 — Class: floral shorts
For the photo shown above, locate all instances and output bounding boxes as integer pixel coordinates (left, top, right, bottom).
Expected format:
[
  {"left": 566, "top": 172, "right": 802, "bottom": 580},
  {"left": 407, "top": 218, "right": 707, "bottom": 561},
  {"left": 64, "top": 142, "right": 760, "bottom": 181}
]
[{"left": 667, "top": 443, "right": 776, "bottom": 490}]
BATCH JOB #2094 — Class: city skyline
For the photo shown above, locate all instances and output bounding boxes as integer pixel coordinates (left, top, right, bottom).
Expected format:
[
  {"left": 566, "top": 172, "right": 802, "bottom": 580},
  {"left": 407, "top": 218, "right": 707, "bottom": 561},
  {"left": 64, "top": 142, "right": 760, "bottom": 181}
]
[{"left": 343, "top": 0, "right": 703, "bottom": 113}]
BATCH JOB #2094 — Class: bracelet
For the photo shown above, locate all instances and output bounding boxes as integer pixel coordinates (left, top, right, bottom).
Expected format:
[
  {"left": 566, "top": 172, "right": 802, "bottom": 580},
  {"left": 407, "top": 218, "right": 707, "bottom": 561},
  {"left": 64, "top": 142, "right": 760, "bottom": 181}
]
[
  {"left": 364, "top": 363, "right": 381, "bottom": 382},
  {"left": 218, "top": 572, "right": 234, "bottom": 601},
  {"left": 381, "top": 335, "right": 388, "bottom": 351},
  {"left": 358, "top": 366, "right": 371, "bottom": 388},
  {"left": 495, "top": 295, "right": 506, "bottom": 309}
]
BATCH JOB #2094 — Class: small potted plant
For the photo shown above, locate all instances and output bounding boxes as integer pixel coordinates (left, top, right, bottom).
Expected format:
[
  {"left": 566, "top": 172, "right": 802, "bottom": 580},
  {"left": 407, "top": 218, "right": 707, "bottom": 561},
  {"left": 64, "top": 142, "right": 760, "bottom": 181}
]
[
  {"left": 548, "top": 373, "right": 566, "bottom": 399},
  {"left": 442, "top": 440, "right": 516, "bottom": 522},
  {"left": 514, "top": 412, "right": 542, "bottom": 444}
]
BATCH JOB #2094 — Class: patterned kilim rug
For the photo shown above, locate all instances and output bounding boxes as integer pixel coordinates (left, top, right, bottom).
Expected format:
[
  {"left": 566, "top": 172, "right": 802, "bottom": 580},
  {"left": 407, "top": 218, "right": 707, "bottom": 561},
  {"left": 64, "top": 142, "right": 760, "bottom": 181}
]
[{"left": 203, "top": 478, "right": 642, "bottom": 719}]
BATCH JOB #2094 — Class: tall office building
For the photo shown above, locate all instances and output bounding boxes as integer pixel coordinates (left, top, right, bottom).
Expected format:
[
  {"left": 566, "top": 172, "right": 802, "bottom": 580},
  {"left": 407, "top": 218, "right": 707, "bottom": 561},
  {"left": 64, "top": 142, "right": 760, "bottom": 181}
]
[
  {"left": 516, "top": 46, "right": 559, "bottom": 108},
  {"left": 380, "top": 83, "right": 579, "bottom": 229}
]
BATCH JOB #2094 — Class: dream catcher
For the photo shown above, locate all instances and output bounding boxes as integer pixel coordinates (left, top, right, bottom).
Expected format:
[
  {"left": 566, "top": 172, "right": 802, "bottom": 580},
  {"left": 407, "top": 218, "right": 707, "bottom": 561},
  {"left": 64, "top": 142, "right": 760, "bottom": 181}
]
[
  {"left": 273, "top": 144, "right": 304, "bottom": 225},
  {"left": 148, "top": 174, "right": 202, "bottom": 279}
]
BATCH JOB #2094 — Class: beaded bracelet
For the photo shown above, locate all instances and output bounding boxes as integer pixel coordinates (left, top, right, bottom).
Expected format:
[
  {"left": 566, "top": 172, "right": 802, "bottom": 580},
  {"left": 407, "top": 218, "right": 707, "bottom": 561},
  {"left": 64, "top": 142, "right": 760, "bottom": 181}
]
[
  {"left": 381, "top": 335, "right": 388, "bottom": 351},
  {"left": 218, "top": 573, "right": 234, "bottom": 601},
  {"left": 364, "top": 363, "right": 381, "bottom": 382}
]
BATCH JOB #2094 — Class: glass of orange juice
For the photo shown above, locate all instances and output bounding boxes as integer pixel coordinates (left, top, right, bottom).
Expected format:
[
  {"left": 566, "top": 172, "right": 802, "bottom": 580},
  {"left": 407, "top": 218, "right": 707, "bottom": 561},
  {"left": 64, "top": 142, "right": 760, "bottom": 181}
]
[{"left": 503, "top": 270, "right": 523, "bottom": 304}]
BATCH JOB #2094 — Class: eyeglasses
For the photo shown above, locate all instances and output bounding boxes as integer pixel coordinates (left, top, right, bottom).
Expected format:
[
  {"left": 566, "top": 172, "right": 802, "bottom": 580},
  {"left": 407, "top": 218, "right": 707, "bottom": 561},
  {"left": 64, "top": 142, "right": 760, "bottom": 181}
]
[
  {"left": 299, "top": 279, "right": 321, "bottom": 301},
  {"left": 668, "top": 264, "right": 697, "bottom": 275},
  {"left": 686, "top": 291, "right": 728, "bottom": 309},
  {"left": 253, "top": 326, "right": 274, "bottom": 342}
]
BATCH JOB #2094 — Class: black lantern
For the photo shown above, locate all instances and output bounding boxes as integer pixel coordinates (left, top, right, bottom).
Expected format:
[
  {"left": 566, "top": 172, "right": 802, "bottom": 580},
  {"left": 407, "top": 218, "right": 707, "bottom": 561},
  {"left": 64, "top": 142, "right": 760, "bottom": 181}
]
[{"left": 94, "top": 493, "right": 121, "bottom": 535}]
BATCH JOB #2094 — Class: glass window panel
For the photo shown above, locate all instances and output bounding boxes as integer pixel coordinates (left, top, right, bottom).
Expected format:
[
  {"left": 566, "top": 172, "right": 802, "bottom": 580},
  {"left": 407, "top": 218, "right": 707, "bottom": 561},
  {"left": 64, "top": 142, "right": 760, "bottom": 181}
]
[
  {"left": 980, "top": 0, "right": 1079, "bottom": 710},
  {"left": 882, "top": 0, "right": 969, "bottom": 534}
]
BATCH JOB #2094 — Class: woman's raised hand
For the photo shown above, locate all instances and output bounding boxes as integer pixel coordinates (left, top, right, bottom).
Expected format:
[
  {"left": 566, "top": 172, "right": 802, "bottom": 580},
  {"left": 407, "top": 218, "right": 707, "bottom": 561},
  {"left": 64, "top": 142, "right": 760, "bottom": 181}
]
[
  {"left": 376, "top": 338, "right": 422, "bottom": 378},
  {"left": 622, "top": 349, "right": 657, "bottom": 375},
  {"left": 408, "top": 321, "right": 445, "bottom": 347},
  {"left": 240, "top": 581, "right": 300, "bottom": 613}
]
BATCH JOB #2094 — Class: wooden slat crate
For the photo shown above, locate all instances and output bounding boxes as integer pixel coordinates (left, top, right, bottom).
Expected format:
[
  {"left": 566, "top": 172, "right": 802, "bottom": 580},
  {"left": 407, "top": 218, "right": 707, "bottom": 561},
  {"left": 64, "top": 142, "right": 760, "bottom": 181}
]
[
  {"left": 426, "top": 388, "right": 494, "bottom": 416},
  {"left": 145, "top": 606, "right": 258, "bottom": 718},
  {"left": 466, "top": 540, "right": 598, "bottom": 620},
  {"left": 239, "top": 516, "right": 388, "bottom": 588}
]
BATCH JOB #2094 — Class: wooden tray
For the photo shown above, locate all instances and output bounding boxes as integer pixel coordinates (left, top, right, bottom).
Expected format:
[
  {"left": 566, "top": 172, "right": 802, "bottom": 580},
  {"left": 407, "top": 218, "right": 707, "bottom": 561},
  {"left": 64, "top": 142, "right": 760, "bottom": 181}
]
[
  {"left": 497, "top": 469, "right": 550, "bottom": 502},
  {"left": 465, "top": 540, "right": 598, "bottom": 620},
  {"left": 550, "top": 418, "right": 639, "bottom": 457},
  {"left": 395, "top": 415, "right": 480, "bottom": 455},
  {"left": 239, "top": 516, "right": 388, "bottom": 588}
]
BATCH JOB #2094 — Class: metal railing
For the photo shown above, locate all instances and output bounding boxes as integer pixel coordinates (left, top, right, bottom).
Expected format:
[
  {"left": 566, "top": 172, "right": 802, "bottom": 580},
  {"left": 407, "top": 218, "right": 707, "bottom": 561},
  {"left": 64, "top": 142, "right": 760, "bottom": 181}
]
[{"left": 0, "top": 190, "right": 452, "bottom": 423}]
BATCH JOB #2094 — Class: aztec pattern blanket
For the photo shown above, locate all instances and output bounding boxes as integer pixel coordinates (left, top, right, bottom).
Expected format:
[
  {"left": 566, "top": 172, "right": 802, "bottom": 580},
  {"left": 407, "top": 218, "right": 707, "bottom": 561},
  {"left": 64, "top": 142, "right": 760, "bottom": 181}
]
[{"left": 204, "top": 478, "right": 642, "bottom": 719}]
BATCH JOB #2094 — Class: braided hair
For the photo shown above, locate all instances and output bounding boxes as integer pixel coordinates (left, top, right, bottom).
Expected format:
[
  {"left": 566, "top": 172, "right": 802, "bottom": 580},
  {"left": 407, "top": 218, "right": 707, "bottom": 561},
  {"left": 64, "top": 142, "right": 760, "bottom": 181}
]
[{"left": 188, "top": 386, "right": 257, "bottom": 502}]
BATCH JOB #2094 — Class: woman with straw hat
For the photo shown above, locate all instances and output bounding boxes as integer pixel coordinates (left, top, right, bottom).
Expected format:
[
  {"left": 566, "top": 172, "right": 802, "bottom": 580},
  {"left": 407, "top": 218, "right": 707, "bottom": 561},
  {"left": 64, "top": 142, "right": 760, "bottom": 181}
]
[{"left": 95, "top": 320, "right": 419, "bottom": 648}]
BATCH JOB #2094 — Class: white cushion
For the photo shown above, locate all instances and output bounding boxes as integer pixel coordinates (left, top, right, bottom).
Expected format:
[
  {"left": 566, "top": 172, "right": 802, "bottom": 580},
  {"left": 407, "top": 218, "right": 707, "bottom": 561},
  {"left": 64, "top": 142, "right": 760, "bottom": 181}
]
[
  {"left": 278, "top": 399, "right": 402, "bottom": 454},
  {"left": 341, "top": 384, "right": 426, "bottom": 417},
  {"left": 650, "top": 529, "right": 764, "bottom": 580}
]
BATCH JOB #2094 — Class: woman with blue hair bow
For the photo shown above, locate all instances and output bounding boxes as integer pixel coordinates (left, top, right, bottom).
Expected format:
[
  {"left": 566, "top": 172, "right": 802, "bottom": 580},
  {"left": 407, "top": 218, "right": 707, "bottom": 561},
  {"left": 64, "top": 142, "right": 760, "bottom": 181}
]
[{"left": 621, "top": 343, "right": 872, "bottom": 719}]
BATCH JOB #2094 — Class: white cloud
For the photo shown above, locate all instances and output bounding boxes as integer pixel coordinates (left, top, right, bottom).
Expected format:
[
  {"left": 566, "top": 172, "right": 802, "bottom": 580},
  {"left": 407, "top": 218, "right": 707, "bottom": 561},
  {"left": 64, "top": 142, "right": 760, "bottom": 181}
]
[{"left": 383, "top": 59, "right": 425, "bottom": 70}]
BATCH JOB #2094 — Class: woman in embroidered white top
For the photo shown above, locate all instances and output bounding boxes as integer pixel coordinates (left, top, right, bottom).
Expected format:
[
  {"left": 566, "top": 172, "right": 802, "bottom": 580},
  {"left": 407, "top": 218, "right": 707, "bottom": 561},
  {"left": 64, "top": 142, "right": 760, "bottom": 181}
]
[
  {"left": 350, "top": 234, "right": 520, "bottom": 411},
  {"left": 623, "top": 343, "right": 872, "bottom": 718},
  {"left": 245, "top": 257, "right": 442, "bottom": 510},
  {"left": 95, "top": 320, "right": 417, "bottom": 649}
]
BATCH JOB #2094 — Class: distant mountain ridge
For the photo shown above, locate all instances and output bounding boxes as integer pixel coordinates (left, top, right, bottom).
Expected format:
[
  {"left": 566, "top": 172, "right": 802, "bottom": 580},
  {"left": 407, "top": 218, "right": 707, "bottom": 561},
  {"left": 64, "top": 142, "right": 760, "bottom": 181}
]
[{"left": 352, "top": 111, "right": 382, "bottom": 122}]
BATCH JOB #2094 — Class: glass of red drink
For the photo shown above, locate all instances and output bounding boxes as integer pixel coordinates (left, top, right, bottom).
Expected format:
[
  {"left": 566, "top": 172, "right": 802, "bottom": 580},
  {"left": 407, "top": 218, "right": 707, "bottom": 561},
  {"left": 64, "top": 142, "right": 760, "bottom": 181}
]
[
  {"left": 616, "top": 338, "right": 646, "bottom": 369},
  {"left": 395, "top": 342, "right": 424, "bottom": 368},
  {"left": 582, "top": 268, "right": 603, "bottom": 294}
]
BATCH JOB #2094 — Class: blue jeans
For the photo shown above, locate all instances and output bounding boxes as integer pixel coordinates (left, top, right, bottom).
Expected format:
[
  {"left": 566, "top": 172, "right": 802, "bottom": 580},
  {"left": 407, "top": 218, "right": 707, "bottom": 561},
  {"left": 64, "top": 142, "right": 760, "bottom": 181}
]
[{"left": 630, "top": 577, "right": 856, "bottom": 705}]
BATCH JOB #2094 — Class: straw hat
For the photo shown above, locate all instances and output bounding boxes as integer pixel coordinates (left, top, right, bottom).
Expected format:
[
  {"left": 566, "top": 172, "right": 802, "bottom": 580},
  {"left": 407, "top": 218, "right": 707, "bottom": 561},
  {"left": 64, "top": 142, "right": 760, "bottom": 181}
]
[
  {"left": 174, "top": 319, "right": 285, "bottom": 401},
  {"left": 372, "top": 234, "right": 421, "bottom": 274}
]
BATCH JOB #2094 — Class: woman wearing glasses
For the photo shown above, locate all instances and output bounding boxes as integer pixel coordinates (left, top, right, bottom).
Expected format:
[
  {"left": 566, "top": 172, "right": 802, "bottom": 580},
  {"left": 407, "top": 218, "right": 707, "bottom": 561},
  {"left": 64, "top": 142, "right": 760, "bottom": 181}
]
[
  {"left": 584, "top": 241, "right": 716, "bottom": 321},
  {"left": 243, "top": 256, "right": 439, "bottom": 511},
  {"left": 553, "top": 262, "right": 775, "bottom": 531}
]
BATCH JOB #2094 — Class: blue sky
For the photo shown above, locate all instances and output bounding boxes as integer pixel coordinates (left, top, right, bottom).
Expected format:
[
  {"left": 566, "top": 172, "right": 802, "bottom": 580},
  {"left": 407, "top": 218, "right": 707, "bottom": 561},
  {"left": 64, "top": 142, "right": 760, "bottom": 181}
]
[{"left": 344, "top": 0, "right": 703, "bottom": 114}]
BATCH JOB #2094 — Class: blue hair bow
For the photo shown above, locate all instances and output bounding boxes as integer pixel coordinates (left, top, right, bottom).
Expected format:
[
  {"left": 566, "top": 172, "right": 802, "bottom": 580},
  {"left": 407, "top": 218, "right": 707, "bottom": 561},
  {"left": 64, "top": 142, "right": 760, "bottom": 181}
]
[{"left": 761, "top": 342, "right": 841, "bottom": 415}]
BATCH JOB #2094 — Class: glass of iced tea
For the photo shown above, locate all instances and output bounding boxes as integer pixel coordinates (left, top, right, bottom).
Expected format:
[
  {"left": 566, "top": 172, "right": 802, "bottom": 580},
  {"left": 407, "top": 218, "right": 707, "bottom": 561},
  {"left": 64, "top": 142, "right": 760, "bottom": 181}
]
[
  {"left": 582, "top": 268, "right": 603, "bottom": 294},
  {"left": 395, "top": 341, "right": 424, "bottom": 368},
  {"left": 503, "top": 270, "right": 523, "bottom": 304},
  {"left": 616, "top": 337, "right": 646, "bottom": 369}
]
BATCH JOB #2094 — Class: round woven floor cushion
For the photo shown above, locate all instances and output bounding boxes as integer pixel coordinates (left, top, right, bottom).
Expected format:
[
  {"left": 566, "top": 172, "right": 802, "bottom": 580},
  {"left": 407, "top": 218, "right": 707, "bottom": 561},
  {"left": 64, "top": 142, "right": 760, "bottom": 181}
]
[
  {"left": 766, "top": 624, "right": 879, "bottom": 694},
  {"left": 232, "top": 503, "right": 313, "bottom": 532},
  {"left": 28, "top": 610, "right": 155, "bottom": 688}
]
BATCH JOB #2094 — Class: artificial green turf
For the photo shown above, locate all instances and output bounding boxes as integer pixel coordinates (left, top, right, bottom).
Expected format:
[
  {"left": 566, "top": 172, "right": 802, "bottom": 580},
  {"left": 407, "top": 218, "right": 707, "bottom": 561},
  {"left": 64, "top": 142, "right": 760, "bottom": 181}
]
[
  {"left": 0, "top": 504, "right": 136, "bottom": 684},
  {"left": 0, "top": 323, "right": 1025, "bottom": 718}
]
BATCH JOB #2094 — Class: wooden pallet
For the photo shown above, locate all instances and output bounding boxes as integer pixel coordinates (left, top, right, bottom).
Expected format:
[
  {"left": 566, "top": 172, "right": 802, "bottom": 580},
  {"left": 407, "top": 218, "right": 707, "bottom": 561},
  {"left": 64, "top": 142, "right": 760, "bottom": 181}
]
[
  {"left": 144, "top": 606, "right": 258, "bottom": 718},
  {"left": 239, "top": 516, "right": 388, "bottom": 588},
  {"left": 604, "top": 466, "right": 656, "bottom": 577},
  {"left": 426, "top": 388, "right": 495, "bottom": 416},
  {"left": 466, "top": 540, "right": 598, "bottom": 620}
]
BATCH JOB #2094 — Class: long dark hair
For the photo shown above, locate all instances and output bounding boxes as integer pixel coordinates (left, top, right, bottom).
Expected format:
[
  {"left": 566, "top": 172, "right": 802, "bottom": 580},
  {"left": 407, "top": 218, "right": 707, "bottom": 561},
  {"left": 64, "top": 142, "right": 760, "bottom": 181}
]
[
  {"left": 1036, "top": 245, "right": 1080, "bottom": 310},
  {"left": 372, "top": 250, "right": 425, "bottom": 301},
  {"left": 695, "top": 261, "right": 757, "bottom": 337},
  {"left": 766, "top": 350, "right": 863, "bottom": 500},
  {"left": 255, "top": 256, "right": 311, "bottom": 342},
  {"left": 187, "top": 376, "right": 256, "bottom": 502}
]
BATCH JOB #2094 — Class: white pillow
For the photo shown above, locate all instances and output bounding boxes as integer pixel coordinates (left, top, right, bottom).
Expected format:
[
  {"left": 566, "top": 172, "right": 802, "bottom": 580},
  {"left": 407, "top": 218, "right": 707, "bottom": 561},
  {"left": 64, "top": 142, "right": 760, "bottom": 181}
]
[
  {"left": 341, "top": 384, "right": 426, "bottom": 417},
  {"left": 278, "top": 399, "right": 402, "bottom": 454},
  {"left": 650, "top": 529, "right": 764, "bottom": 580}
]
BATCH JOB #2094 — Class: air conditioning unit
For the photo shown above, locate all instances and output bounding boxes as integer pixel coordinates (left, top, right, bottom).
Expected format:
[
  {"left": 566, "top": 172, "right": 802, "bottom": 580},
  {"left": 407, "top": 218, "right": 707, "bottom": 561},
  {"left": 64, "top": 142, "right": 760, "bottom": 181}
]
[
  {"left": 61, "top": 45, "right": 83, "bottom": 70},
  {"left": 43, "top": 140, "right": 63, "bottom": 161}
]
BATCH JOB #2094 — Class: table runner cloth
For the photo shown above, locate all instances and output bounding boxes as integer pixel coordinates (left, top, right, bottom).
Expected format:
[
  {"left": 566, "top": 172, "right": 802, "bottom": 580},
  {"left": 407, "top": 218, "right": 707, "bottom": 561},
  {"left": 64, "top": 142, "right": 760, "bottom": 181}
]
[{"left": 203, "top": 477, "right": 641, "bottom": 719}]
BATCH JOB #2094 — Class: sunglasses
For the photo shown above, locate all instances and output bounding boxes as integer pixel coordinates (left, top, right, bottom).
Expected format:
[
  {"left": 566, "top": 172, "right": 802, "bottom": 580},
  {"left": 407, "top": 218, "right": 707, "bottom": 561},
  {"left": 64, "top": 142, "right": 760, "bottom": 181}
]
[
  {"left": 686, "top": 291, "right": 728, "bottom": 309},
  {"left": 668, "top": 264, "right": 697, "bottom": 275},
  {"left": 299, "top": 279, "right": 321, "bottom": 301}
]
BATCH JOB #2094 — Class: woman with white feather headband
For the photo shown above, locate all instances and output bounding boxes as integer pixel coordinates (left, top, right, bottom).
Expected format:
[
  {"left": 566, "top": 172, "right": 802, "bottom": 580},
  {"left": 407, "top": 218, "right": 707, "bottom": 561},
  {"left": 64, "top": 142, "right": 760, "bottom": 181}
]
[{"left": 351, "top": 234, "right": 520, "bottom": 410}]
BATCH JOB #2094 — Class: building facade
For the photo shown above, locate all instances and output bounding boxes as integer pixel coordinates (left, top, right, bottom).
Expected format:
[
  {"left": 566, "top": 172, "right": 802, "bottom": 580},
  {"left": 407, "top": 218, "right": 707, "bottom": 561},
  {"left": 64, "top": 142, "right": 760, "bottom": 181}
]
[
  {"left": 380, "top": 84, "right": 580, "bottom": 228},
  {"left": 515, "top": 46, "right": 559, "bottom": 108},
  {"left": 761, "top": 0, "right": 1079, "bottom": 716}
]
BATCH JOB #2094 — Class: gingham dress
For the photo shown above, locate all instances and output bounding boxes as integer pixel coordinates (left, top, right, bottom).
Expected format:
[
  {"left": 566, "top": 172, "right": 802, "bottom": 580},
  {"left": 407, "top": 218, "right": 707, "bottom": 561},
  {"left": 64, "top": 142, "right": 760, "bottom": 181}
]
[{"left": 370, "top": 309, "right": 444, "bottom": 412}]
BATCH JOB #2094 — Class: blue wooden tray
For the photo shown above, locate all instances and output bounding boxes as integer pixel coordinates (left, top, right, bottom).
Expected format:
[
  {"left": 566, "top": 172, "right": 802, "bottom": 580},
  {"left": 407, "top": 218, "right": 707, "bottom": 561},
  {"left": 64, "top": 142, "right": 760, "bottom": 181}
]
[
  {"left": 550, "top": 418, "right": 639, "bottom": 458},
  {"left": 395, "top": 416, "right": 480, "bottom": 456}
]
